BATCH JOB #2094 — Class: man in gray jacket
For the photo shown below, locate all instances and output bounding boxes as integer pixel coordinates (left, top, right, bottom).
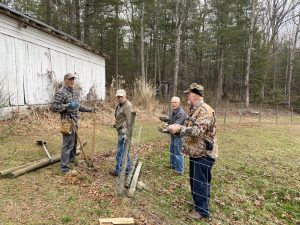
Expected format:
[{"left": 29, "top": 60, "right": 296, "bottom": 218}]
[
  {"left": 109, "top": 89, "right": 133, "bottom": 176},
  {"left": 160, "top": 96, "right": 186, "bottom": 174}
]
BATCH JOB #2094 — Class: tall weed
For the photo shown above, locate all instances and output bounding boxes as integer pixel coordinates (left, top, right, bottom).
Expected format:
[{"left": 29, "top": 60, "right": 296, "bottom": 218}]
[{"left": 132, "top": 77, "right": 157, "bottom": 109}]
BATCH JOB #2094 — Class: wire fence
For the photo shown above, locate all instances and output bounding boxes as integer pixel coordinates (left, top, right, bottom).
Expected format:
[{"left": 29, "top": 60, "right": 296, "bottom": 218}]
[
  {"left": 131, "top": 150, "right": 300, "bottom": 224},
  {"left": 115, "top": 112, "right": 300, "bottom": 225},
  {"left": 214, "top": 104, "right": 300, "bottom": 125}
]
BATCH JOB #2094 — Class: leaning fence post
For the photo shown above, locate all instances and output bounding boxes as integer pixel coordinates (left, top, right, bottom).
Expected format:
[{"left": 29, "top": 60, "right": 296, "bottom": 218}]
[
  {"left": 117, "top": 111, "right": 136, "bottom": 195},
  {"left": 291, "top": 107, "right": 293, "bottom": 124},
  {"left": 239, "top": 102, "right": 242, "bottom": 124},
  {"left": 223, "top": 103, "right": 228, "bottom": 124},
  {"left": 276, "top": 104, "right": 278, "bottom": 124}
]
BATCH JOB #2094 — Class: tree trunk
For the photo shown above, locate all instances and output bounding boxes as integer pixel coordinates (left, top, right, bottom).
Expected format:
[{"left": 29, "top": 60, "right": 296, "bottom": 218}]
[
  {"left": 83, "top": 0, "right": 91, "bottom": 45},
  {"left": 74, "top": 0, "right": 81, "bottom": 40},
  {"left": 244, "top": 0, "right": 256, "bottom": 107},
  {"left": 140, "top": 1, "right": 145, "bottom": 85},
  {"left": 287, "top": 13, "right": 300, "bottom": 107},
  {"left": 173, "top": 0, "right": 184, "bottom": 96},
  {"left": 115, "top": 4, "right": 120, "bottom": 88},
  {"left": 45, "top": 0, "right": 53, "bottom": 26},
  {"left": 216, "top": 37, "right": 224, "bottom": 101},
  {"left": 68, "top": 0, "right": 75, "bottom": 36}
]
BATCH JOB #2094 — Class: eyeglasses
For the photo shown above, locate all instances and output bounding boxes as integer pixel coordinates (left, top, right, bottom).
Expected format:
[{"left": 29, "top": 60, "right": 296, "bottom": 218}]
[{"left": 68, "top": 77, "right": 75, "bottom": 80}]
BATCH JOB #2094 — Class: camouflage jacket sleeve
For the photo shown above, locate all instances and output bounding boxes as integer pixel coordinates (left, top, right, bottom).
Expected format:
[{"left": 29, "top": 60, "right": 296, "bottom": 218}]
[
  {"left": 79, "top": 105, "right": 93, "bottom": 112},
  {"left": 180, "top": 108, "right": 211, "bottom": 137}
]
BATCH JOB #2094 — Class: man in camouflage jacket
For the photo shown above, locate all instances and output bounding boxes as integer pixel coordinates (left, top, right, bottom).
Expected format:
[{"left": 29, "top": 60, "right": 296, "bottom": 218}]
[
  {"left": 168, "top": 83, "right": 218, "bottom": 220},
  {"left": 52, "top": 73, "right": 97, "bottom": 173}
]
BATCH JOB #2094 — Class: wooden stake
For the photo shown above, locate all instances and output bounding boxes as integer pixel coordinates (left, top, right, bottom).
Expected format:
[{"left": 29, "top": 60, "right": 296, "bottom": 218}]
[
  {"left": 117, "top": 112, "right": 136, "bottom": 195},
  {"left": 125, "top": 126, "right": 142, "bottom": 188},
  {"left": 125, "top": 154, "right": 138, "bottom": 188},
  {"left": 92, "top": 104, "right": 96, "bottom": 157},
  {"left": 128, "top": 161, "right": 143, "bottom": 198}
]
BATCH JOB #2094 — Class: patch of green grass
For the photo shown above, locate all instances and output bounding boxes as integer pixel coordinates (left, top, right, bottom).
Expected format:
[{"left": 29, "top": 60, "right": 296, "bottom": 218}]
[
  {"left": 0, "top": 111, "right": 299, "bottom": 224},
  {"left": 61, "top": 215, "right": 71, "bottom": 223}
]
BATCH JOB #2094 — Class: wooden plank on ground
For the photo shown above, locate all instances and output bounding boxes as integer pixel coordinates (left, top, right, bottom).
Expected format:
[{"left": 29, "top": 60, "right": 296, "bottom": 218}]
[
  {"left": 127, "top": 161, "right": 143, "bottom": 198},
  {"left": 99, "top": 217, "right": 134, "bottom": 225}
]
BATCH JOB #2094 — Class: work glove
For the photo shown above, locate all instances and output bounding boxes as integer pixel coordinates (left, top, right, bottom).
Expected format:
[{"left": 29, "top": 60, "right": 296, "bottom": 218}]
[
  {"left": 159, "top": 116, "right": 169, "bottom": 123},
  {"left": 67, "top": 102, "right": 79, "bottom": 110}
]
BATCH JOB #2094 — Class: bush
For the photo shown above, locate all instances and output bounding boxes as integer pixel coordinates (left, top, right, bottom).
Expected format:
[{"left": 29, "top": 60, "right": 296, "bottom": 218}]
[
  {"left": 0, "top": 79, "right": 9, "bottom": 109},
  {"left": 132, "top": 77, "right": 157, "bottom": 109}
]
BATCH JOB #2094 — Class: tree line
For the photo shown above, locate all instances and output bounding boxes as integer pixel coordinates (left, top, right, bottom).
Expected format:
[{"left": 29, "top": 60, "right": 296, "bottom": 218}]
[{"left": 1, "top": 0, "right": 300, "bottom": 107}]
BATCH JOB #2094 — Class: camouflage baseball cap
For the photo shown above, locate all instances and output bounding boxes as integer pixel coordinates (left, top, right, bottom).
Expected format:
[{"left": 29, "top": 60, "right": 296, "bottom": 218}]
[
  {"left": 64, "top": 73, "right": 76, "bottom": 80},
  {"left": 183, "top": 83, "right": 204, "bottom": 96}
]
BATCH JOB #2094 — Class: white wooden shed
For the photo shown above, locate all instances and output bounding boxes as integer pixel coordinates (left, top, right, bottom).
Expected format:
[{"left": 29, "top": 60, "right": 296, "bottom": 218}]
[{"left": 0, "top": 3, "right": 105, "bottom": 116}]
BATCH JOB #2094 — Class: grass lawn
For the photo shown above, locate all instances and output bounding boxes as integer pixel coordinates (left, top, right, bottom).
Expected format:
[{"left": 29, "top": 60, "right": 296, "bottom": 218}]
[{"left": 0, "top": 108, "right": 299, "bottom": 225}]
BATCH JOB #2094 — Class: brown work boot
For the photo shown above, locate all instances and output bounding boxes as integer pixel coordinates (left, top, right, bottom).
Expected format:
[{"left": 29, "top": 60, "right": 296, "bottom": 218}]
[
  {"left": 109, "top": 170, "right": 119, "bottom": 177},
  {"left": 186, "top": 210, "right": 208, "bottom": 221}
]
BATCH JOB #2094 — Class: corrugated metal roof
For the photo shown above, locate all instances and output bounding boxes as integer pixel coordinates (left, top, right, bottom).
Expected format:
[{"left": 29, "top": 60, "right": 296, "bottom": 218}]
[{"left": 0, "top": 3, "right": 104, "bottom": 57}]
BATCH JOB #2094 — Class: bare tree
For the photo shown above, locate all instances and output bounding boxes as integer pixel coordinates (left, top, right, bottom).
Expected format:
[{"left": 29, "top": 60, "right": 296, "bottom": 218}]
[
  {"left": 173, "top": 0, "right": 184, "bottom": 95},
  {"left": 173, "top": 0, "right": 195, "bottom": 95},
  {"left": 216, "top": 36, "right": 224, "bottom": 101},
  {"left": 245, "top": 0, "right": 257, "bottom": 107},
  {"left": 259, "top": 0, "right": 299, "bottom": 101},
  {"left": 115, "top": 3, "right": 120, "bottom": 88},
  {"left": 287, "top": 12, "right": 300, "bottom": 107},
  {"left": 140, "top": 1, "right": 145, "bottom": 85}
]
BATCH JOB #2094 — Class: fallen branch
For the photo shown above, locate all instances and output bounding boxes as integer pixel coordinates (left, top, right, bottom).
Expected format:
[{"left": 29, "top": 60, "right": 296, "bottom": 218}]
[
  {"left": 0, "top": 162, "right": 36, "bottom": 176},
  {"left": 1, "top": 142, "right": 86, "bottom": 178},
  {"left": 11, "top": 154, "right": 62, "bottom": 177}
]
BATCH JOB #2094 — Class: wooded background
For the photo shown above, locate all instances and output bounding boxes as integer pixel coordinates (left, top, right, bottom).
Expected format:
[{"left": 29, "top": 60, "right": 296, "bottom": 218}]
[{"left": 1, "top": 0, "right": 300, "bottom": 107}]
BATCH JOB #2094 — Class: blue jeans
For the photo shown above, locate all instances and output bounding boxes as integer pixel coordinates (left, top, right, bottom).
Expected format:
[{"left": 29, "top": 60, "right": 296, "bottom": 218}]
[
  {"left": 115, "top": 133, "right": 131, "bottom": 174},
  {"left": 190, "top": 156, "right": 215, "bottom": 218},
  {"left": 170, "top": 135, "right": 184, "bottom": 174}
]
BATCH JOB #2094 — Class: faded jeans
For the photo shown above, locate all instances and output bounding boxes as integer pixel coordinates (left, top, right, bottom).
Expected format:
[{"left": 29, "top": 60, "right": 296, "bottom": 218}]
[
  {"left": 170, "top": 135, "right": 184, "bottom": 174},
  {"left": 115, "top": 133, "right": 131, "bottom": 174}
]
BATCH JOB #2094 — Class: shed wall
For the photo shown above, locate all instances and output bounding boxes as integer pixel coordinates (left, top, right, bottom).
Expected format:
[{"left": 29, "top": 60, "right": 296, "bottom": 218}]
[{"left": 0, "top": 13, "right": 105, "bottom": 106}]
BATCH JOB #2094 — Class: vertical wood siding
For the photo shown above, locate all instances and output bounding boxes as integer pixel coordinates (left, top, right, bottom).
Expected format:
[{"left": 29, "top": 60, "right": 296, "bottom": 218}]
[{"left": 0, "top": 13, "right": 105, "bottom": 106}]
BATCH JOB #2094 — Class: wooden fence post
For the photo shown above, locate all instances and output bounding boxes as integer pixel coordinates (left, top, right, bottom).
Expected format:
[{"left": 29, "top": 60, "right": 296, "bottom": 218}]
[
  {"left": 291, "top": 107, "right": 293, "bottom": 124},
  {"left": 223, "top": 103, "right": 227, "bottom": 124},
  {"left": 276, "top": 104, "right": 278, "bottom": 124},
  {"left": 259, "top": 103, "right": 262, "bottom": 123},
  {"left": 117, "top": 112, "right": 136, "bottom": 195},
  {"left": 239, "top": 102, "right": 242, "bottom": 124}
]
